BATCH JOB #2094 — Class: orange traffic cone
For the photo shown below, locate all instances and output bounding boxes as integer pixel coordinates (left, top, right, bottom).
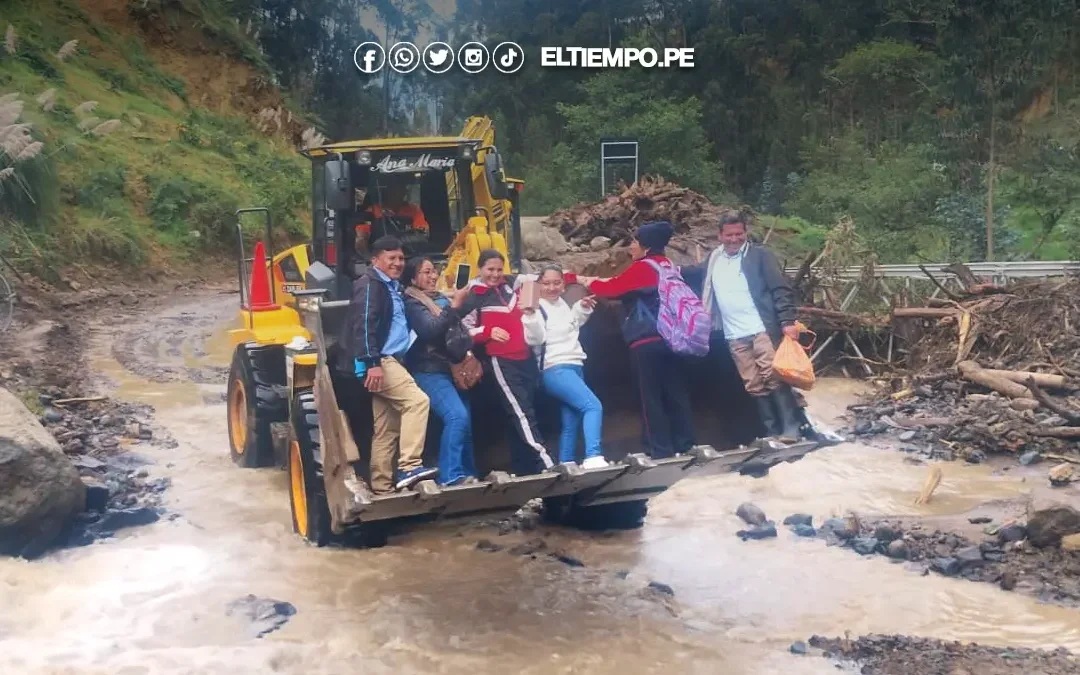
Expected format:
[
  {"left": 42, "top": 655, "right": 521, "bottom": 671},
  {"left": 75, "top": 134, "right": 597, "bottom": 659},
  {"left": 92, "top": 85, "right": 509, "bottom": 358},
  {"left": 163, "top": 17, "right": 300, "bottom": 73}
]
[{"left": 248, "top": 241, "right": 278, "bottom": 311}]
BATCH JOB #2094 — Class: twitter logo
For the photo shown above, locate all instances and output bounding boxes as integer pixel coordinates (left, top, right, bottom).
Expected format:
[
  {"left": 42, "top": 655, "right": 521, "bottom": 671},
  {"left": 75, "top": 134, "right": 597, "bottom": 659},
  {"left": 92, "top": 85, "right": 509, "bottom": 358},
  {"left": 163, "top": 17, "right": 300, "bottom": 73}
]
[{"left": 423, "top": 42, "right": 454, "bottom": 73}]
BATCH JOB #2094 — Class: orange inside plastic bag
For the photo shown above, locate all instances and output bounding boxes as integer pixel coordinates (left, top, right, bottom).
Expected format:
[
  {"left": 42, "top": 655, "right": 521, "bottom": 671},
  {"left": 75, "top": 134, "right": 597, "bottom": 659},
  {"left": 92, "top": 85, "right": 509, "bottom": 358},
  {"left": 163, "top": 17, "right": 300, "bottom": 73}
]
[{"left": 773, "top": 322, "right": 816, "bottom": 390}]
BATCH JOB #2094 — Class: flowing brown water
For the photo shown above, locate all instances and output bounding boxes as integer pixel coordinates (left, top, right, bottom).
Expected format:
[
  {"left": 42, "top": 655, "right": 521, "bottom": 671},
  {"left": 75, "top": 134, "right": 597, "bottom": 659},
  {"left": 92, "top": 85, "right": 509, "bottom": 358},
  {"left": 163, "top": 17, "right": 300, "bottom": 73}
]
[{"left": 3, "top": 294, "right": 1079, "bottom": 674}]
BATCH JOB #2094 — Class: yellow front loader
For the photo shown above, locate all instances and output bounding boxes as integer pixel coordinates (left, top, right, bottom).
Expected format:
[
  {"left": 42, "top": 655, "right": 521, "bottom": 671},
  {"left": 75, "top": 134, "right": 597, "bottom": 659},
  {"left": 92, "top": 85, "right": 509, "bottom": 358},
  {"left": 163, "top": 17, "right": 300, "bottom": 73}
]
[{"left": 224, "top": 118, "right": 839, "bottom": 548}]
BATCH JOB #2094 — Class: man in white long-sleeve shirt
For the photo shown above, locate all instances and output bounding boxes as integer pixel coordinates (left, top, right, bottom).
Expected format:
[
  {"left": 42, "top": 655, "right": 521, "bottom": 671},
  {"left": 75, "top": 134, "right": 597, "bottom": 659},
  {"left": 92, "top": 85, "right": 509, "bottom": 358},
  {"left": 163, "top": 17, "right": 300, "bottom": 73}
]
[{"left": 684, "top": 215, "right": 802, "bottom": 442}]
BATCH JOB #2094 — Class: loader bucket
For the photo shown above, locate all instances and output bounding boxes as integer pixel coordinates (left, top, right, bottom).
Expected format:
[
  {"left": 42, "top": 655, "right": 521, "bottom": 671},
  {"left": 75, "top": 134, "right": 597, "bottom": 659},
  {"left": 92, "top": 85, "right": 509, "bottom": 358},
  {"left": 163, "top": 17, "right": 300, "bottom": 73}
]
[{"left": 304, "top": 291, "right": 835, "bottom": 532}]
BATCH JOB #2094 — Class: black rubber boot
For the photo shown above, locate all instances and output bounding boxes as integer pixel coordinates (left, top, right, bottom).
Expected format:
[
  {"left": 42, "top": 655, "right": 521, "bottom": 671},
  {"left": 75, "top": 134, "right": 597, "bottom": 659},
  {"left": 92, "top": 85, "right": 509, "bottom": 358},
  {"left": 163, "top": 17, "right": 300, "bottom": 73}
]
[
  {"left": 771, "top": 387, "right": 802, "bottom": 443},
  {"left": 754, "top": 395, "right": 779, "bottom": 439}
]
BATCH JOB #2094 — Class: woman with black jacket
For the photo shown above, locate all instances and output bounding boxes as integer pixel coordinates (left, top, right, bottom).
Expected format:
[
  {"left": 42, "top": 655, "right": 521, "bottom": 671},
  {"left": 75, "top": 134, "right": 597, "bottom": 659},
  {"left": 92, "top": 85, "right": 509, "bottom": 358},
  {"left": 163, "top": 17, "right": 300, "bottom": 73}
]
[{"left": 402, "top": 257, "right": 478, "bottom": 486}]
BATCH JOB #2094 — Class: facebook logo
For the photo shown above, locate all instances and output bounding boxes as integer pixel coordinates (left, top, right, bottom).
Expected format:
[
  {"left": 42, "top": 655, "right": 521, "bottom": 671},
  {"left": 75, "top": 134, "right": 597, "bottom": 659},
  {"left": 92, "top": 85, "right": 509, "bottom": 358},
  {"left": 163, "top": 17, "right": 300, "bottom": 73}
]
[{"left": 353, "top": 42, "right": 385, "bottom": 74}]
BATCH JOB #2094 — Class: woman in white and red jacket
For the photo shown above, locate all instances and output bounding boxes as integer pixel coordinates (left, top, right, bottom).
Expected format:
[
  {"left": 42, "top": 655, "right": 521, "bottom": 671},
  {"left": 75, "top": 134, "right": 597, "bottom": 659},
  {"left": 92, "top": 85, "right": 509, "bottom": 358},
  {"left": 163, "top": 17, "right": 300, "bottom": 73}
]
[{"left": 459, "top": 249, "right": 559, "bottom": 475}]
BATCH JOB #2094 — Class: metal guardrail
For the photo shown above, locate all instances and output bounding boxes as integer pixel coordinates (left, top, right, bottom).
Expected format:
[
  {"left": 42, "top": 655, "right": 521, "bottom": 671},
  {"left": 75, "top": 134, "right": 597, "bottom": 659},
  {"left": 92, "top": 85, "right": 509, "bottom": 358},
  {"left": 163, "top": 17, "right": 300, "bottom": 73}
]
[{"left": 785, "top": 260, "right": 1080, "bottom": 281}]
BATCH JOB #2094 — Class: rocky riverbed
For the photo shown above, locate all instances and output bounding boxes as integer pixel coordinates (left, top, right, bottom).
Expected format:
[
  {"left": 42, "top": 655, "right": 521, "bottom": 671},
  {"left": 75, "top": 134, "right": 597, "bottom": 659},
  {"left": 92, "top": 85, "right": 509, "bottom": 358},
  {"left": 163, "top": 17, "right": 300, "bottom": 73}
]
[{"left": 807, "top": 634, "right": 1079, "bottom": 674}]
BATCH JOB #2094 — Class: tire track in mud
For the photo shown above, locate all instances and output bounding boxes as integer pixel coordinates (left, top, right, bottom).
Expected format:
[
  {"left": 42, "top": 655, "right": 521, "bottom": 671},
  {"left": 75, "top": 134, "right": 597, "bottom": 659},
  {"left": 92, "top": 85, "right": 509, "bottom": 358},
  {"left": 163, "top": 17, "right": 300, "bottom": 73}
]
[{"left": 105, "top": 293, "right": 238, "bottom": 388}]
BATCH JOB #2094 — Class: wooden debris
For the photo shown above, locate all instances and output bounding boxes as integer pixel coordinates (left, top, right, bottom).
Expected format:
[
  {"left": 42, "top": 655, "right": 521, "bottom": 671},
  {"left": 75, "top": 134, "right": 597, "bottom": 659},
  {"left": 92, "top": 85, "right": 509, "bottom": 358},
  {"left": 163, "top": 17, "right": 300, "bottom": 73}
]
[
  {"left": 544, "top": 175, "right": 736, "bottom": 247},
  {"left": 915, "top": 466, "right": 943, "bottom": 505},
  {"left": 986, "top": 370, "right": 1069, "bottom": 389},
  {"left": 51, "top": 396, "right": 106, "bottom": 406},
  {"left": 893, "top": 307, "right": 960, "bottom": 319},
  {"left": 1023, "top": 377, "right": 1080, "bottom": 425},
  {"left": 957, "top": 361, "right": 1033, "bottom": 399}
]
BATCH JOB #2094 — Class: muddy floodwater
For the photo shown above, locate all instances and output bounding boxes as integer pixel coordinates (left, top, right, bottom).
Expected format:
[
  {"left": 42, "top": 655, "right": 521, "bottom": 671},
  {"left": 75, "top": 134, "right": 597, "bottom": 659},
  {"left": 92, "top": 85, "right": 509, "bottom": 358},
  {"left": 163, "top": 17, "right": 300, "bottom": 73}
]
[{"left": 3, "top": 292, "right": 1080, "bottom": 674}]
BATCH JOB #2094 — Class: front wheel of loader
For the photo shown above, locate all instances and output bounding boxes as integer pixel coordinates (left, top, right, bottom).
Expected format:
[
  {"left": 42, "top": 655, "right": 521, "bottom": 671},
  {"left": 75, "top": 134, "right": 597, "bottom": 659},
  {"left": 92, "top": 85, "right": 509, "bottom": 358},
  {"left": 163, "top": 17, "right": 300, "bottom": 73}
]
[
  {"left": 288, "top": 388, "right": 333, "bottom": 545},
  {"left": 288, "top": 388, "right": 388, "bottom": 549},
  {"left": 227, "top": 344, "right": 285, "bottom": 468},
  {"left": 542, "top": 497, "right": 649, "bottom": 531}
]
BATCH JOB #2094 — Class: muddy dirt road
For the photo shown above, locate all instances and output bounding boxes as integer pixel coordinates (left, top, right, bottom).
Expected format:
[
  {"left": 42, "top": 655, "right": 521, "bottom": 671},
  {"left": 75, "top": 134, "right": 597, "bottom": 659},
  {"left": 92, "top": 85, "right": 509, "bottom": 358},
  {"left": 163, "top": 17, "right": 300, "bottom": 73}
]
[{"left": 2, "top": 290, "right": 1080, "bottom": 674}]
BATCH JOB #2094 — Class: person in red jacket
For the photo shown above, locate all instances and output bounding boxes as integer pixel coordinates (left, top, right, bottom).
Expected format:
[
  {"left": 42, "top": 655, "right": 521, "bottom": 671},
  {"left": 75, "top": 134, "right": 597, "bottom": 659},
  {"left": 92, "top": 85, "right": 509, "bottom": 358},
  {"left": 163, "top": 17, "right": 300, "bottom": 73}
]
[
  {"left": 459, "top": 249, "right": 556, "bottom": 475},
  {"left": 581, "top": 221, "right": 696, "bottom": 458}
]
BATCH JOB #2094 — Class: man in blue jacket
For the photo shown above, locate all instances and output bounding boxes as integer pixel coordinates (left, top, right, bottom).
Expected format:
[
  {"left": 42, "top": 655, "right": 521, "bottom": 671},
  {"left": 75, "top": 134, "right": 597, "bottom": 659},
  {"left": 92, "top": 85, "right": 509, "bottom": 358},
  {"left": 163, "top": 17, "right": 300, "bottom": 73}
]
[{"left": 342, "top": 236, "right": 438, "bottom": 493}]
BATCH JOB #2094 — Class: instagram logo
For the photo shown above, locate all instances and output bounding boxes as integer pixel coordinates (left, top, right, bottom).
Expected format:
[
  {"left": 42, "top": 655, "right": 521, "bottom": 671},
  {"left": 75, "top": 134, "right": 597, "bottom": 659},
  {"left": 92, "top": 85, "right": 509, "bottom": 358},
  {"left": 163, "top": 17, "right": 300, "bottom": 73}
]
[{"left": 457, "top": 42, "right": 489, "bottom": 73}]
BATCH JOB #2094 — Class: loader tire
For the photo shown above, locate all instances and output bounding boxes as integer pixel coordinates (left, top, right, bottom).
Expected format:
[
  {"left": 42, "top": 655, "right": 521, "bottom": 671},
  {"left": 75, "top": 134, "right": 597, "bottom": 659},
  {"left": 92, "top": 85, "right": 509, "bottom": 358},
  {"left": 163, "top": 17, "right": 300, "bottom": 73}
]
[
  {"left": 288, "top": 388, "right": 333, "bottom": 545},
  {"left": 542, "top": 497, "right": 649, "bottom": 531},
  {"left": 227, "top": 344, "right": 286, "bottom": 468},
  {"left": 288, "top": 388, "right": 388, "bottom": 549}
]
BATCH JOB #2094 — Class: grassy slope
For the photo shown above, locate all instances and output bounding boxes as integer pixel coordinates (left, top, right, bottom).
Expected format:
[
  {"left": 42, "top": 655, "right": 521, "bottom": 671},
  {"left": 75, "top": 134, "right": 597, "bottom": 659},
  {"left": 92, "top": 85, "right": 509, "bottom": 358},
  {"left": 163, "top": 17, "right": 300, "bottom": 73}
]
[{"left": 0, "top": 0, "right": 310, "bottom": 281}]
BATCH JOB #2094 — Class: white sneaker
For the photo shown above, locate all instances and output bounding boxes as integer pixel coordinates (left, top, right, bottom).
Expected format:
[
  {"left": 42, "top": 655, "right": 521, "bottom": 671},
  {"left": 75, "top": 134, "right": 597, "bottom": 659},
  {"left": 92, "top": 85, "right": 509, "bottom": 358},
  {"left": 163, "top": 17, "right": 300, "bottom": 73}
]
[{"left": 581, "top": 456, "right": 609, "bottom": 470}]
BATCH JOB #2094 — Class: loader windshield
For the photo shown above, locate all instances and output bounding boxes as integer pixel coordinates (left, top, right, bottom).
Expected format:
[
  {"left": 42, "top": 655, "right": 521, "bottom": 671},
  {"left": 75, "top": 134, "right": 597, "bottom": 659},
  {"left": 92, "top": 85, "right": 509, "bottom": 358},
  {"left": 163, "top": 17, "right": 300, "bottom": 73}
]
[{"left": 350, "top": 151, "right": 469, "bottom": 259}]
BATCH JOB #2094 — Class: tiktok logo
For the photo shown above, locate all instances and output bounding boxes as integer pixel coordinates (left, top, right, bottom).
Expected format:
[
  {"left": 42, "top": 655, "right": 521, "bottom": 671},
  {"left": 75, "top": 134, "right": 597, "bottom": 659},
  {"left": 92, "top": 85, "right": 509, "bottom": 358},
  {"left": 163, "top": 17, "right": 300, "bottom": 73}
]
[{"left": 492, "top": 42, "right": 524, "bottom": 74}]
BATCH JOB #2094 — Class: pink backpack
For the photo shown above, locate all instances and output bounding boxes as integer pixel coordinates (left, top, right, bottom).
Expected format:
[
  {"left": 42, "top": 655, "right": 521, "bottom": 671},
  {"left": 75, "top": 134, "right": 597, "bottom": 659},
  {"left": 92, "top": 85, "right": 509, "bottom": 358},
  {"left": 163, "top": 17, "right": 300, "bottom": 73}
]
[{"left": 641, "top": 258, "right": 711, "bottom": 357}]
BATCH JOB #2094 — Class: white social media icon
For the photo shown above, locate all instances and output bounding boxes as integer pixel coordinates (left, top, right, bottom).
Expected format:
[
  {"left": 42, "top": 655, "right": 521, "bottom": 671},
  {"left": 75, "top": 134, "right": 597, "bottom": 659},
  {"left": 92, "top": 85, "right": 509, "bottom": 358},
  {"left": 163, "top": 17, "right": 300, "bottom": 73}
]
[
  {"left": 492, "top": 41, "right": 525, "bottom": 74},
  {"left": 388, "top": 42, "right": 420, "bottom": 74},
  {"left": 354, "top": 42, "right": 385, "bottom": 74},
  {"left": 457, "top": 42, "right": 489, "bottom": 73},
  {"left": 423, "top": 42, "right": 454, "bottom": 74}
]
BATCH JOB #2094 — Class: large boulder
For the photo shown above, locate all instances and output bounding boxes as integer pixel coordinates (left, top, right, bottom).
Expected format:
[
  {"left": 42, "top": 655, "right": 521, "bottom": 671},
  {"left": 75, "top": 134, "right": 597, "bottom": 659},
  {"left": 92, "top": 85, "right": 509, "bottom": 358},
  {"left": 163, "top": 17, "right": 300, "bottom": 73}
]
[
  {"left": 0, "top": 388, "right": 86, "bottom": 558},
  {"left": 1026, "top": 498, "right": 1080, "bottom": 548},
  {"left": 520, "top": 217, "right": 569, "bottom": 261}
]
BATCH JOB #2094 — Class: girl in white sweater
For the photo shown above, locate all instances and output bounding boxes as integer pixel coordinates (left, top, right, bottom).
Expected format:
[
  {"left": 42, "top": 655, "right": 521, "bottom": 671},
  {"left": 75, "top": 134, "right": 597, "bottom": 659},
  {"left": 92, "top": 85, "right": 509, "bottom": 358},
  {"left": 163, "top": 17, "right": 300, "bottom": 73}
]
[{"left": 521, "top": 265, "right": 609, "bottom": 469}]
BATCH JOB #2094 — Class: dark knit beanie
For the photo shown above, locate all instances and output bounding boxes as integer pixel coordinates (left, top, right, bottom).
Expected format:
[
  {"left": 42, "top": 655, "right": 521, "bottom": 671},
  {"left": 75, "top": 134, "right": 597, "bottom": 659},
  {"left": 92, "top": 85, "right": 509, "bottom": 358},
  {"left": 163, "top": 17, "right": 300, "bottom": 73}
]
[{"left": 634, "top": 221, "right": 673, "bottom": 252}]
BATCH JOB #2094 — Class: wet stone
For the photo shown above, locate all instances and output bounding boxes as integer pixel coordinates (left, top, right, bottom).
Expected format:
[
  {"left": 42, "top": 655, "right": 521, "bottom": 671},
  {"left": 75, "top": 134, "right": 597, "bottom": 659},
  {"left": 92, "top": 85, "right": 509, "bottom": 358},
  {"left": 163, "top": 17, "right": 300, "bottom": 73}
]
[
  {"left": 96, "top": 507, "right": 160, "bottom": 534},
  {"left": 789, "top": 641, "right": 808, "bottom": 655},
  {"left": 968, "top": 516, "right": 992, "bottom": 524},
  {"left": 791, "top": 524, "right": 817, "bottom": 538},
  {"left": 955, "top": 546, "right": 985, "bottom": 568},
  {"left": 853, "top": 420, "right": 873, "bottom": 435},
  {"left": 475, "top": 539, "right": 502, "bottom": 553},
  {"left": 647, "top": 581, "right": 675, "bottom": 597},
  {"left": 931, "top": 557, "right": 961, "bottom": 577},
  {"left": 736, "top": 502, "right": 768, "bottom": 526},
  {"left": 41, "top": 407, "right": 64, "bottom": 424},
  {"left": 886, "top": 539, "right": 909, "bottom": 560},
  {"left": 852, "top": 537, "right": 880, "bottom": 555},
  {"left": 82, "top": 478, "right": 109, "bottom": 512},
  {"left": 71, "top": 454, "right": 104, "bottom": 470},
  {"left": 1000, "top": 571, "right": 1018, "bottom": 591},
  {"left": 965, "top": 449, "right": 987, "bottom": 464},
  {"left": 898, "top": 430, "right": 917, "bottom": 442},
  {"left": 1019, "top": 451, "right": 1042, "bottom": 466},
  {"left": 997, "top": 523, "right": 1027, "bottom": 543},
  {"left": 783, "top": 513, "right": 813, "bottom": 527},
  {"left": 873, "top": 525, "right": 901, "bottom": 543},
  {"left": 821, "top": 517, "right": 858, "bottom": 540},
  {"left": 551, "top": 553, "right": 585, "bottom": 568},
  {"left": 226, "top": 595, "right": 296, "bottom": 639},
  {"left": 737, "top": 522, "right": 777, "bottom": 541},
  {"left": 1027, "top": 506, "right": 1080, "bottom": 547}
]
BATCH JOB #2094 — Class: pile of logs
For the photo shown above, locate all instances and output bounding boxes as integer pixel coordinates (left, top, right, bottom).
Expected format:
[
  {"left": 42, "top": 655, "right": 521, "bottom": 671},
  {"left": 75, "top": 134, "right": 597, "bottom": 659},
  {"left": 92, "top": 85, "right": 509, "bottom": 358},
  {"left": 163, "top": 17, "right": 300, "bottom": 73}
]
[
  {"left": 850, "top": 271, "right": 1080, "bottom": 459},
  {"left": 544, "top": 175, "right": 738, "bottom": 247}
]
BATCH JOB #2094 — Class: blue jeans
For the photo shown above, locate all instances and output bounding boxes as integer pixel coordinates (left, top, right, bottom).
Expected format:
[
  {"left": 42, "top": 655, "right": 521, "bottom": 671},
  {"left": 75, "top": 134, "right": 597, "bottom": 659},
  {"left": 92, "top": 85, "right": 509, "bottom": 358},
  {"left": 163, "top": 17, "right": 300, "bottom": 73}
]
[
  {"left": 413, "top": 372, "right": 476, "bottom": 484},
  {"left": 542, "top": 364, "right": 603, "bottom": 463}
]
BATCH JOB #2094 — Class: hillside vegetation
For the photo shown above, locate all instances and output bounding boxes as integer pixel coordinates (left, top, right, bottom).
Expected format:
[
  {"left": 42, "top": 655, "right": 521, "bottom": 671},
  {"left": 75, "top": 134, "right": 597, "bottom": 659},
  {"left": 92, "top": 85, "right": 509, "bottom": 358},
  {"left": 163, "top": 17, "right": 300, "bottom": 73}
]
[
  {"left": 3, "top": 0, "right": 1079, "bottom": 281},
  {"left": 0, "top": 0, "right": 312, "bottom": 280}
]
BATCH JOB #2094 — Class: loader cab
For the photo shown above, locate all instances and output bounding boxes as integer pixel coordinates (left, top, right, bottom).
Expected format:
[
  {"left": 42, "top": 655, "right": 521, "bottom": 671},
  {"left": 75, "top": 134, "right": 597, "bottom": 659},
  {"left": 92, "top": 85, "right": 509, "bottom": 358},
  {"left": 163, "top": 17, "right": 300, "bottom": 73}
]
[
  {"left": 305, "top": 139, "right": 520, "bottom": 303},
  {"left": 310, "top": 144, "right": 478, "bottom": 298}
]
